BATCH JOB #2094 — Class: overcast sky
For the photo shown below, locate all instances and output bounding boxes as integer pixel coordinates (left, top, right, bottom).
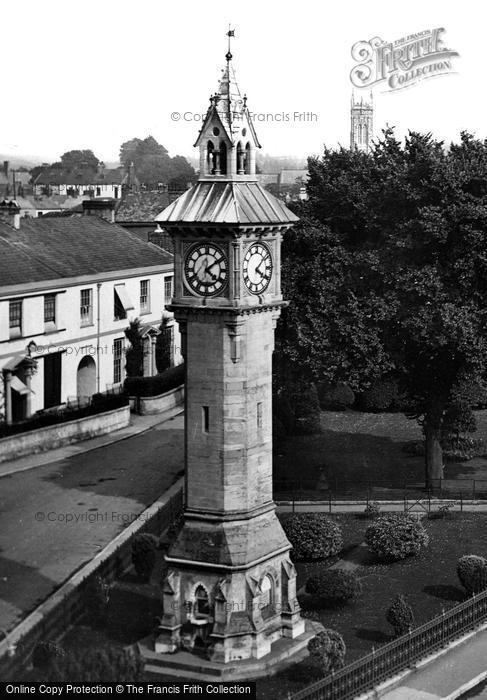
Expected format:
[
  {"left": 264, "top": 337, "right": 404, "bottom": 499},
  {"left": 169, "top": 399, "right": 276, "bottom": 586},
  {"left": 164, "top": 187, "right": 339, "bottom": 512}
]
[{"left": 1, "top": 0, "right": 483, "bottom": 163}]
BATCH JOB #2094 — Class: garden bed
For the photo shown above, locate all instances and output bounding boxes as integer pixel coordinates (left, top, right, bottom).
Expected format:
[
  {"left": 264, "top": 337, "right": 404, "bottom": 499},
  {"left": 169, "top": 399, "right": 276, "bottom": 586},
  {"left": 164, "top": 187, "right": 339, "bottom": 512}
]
[{"left": 256, "top": 512, "right": 487, "bottom": 698}]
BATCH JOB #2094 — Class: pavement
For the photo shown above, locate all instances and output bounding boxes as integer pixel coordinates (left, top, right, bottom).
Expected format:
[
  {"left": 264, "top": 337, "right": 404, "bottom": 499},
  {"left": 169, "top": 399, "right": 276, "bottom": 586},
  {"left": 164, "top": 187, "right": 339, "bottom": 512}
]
[
  {"left": 372, "top": 624, "right": 487, "bottom": 699},
  {"left": 0, "top": 405, "right": 183, "bottom": 478},
  {"left": 0, "top": 407, "right": 185, "bottom": 635}
]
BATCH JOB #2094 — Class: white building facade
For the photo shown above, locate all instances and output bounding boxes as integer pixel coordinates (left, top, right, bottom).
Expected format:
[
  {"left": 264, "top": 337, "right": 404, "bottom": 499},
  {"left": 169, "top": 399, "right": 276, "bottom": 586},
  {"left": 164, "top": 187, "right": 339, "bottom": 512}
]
[{"left": 0, "top": 207, "right": 179, "bottom": 423}]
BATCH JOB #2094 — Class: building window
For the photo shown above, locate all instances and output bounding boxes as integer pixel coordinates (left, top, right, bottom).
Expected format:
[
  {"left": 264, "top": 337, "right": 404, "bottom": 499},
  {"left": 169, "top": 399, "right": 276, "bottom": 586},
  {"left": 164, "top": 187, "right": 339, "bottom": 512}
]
[
  {"left": 44, "top": 294, "right": 56, "bottom": 327},
  {"left": 194, "top": 585, "right": 210, "bottom": 619},
  {"left": 113, "top": 338, "right": 124, "bottom": 384},
  {"left": 80, "top": 288, "right": 93, "bottom": 326},
  {"left": 202, "top": 406, "right": 209, "bottom": 433},
  {"left": 140, "top": 280, "right": 150, "bottom": 314},
  {"left": 164, "top": 276, "right": 173, "bottom": 304},
  {"left": 114, "top": 288, "right": 126, "bottom": 321},
  {"left": 257, "top": 401, "right": 263, "bottom": 429},
  {"left": 9, "top": 299, "right": 22, "bottom": 338},
  {"left": 260, "top": 575, "right": 274, "bottom": 619}
]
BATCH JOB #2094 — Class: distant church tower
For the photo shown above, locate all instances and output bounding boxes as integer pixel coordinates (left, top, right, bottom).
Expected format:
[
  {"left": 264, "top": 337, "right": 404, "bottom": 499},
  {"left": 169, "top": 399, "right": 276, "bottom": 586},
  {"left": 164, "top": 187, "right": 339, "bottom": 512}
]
[{"left": 350, "top": 91, "right": 373, "bottom": 152}]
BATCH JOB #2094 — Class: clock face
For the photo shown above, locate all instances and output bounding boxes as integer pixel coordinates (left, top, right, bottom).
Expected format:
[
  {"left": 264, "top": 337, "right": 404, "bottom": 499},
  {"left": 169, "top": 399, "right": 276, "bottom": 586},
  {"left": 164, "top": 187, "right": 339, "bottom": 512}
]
[
  {"left": 243, "top": 242, "right": 273, "bottom": 294},
  {"left": 184, "top": 243, "right": 228, "bottom": 296}
]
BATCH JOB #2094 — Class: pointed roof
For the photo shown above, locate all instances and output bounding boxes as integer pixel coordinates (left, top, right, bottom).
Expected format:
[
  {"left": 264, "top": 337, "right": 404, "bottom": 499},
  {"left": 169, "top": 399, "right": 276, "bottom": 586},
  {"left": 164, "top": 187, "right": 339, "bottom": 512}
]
[
  {"left": 155, "top": 180, "right": 298, "bottom": 226},
  {"left": 194, "top": 52, "right": 261, "bottom": 149}
]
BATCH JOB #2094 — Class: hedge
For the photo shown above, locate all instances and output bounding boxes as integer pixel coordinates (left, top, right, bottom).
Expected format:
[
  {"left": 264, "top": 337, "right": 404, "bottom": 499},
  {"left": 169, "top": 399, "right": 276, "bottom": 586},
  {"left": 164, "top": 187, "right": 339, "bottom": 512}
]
[{"left": 124, "top": 364, "right": 184, "bottom": 397}]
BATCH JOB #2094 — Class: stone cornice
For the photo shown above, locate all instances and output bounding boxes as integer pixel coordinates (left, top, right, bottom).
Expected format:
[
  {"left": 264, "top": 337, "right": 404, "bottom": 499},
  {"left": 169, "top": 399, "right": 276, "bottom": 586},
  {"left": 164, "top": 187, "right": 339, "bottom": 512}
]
[{"left": 167, "top": 300, "right": 289, "bottom": 318}]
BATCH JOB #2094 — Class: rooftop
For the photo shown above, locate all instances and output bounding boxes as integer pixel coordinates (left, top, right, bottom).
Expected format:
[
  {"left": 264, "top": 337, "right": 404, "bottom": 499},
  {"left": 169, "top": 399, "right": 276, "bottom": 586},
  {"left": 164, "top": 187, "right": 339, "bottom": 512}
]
[
  {"left": 156, "top": 181, "right": 299, "bottom": 226},
  {"left": 0, "top": 215, "right": 172, "bottom": 290}
]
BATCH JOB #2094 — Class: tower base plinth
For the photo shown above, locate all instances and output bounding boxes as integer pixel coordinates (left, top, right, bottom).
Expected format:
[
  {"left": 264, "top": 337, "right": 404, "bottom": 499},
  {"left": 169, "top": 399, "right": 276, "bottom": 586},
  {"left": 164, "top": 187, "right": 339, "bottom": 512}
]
[{"left": 139, "top": 620, "right": 323, "bottom": 682}]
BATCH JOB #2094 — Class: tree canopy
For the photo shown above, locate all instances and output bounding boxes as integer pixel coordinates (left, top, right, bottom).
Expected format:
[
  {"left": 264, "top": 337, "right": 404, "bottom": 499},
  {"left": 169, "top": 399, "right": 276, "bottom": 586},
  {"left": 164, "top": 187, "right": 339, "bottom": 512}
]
[
  {"left": 278, "top": 130, "right": 487, "bottom": 484},
  {"left": 119, "top": 135, "right": 195, "bottom": 188}
]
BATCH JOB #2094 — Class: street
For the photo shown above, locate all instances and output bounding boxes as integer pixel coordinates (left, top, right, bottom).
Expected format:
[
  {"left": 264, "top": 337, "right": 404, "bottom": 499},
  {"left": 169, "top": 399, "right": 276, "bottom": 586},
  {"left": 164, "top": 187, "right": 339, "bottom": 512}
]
[{"left": 0, "top": 414, "right": 184, "bottom": 635}]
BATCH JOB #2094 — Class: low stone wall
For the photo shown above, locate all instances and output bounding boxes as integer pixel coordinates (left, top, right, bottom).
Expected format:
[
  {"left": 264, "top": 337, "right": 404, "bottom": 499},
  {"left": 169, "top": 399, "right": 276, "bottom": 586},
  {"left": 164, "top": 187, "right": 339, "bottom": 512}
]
[
  {"left": 0, "top": 405, "right": 130, "bottom": 464},
  {"left": 130, "top": 385, "right": 184, "bottom": 416},
  {"left": 0, "top": 479, "right": 184, "bottom": 680}
]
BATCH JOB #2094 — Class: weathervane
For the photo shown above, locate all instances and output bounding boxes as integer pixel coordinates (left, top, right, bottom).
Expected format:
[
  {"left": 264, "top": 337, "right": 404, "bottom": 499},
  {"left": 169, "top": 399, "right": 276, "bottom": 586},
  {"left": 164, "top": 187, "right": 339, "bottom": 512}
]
[{"left": 226, "top": 25, "right": 235, "bottom": 61}]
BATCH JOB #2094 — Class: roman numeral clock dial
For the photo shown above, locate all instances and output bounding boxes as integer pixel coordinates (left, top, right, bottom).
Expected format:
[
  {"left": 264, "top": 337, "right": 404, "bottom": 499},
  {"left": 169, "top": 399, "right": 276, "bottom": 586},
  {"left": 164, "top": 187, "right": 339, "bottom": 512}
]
[
  {"left": 184, "top": 243, "right": 228, "bottom": 296},
  {"left": 243, "top": 242, "right": 273, "bottom": 294}
]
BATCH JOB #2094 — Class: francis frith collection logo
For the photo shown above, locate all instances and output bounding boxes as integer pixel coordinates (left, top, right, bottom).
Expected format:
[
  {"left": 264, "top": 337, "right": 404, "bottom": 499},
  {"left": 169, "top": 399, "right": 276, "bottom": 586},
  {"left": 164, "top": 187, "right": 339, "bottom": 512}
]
[{"left": 350, "top": 28, "right": 459, "bottom": 91}]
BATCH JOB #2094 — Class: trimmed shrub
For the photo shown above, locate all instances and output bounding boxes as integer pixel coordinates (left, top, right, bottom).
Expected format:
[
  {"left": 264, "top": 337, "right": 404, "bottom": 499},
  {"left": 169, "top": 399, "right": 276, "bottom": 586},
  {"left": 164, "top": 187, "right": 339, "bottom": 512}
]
[
  {"left": 124, "top": 364, "right": 184, "bottom": 398},
  {"left": 305, "top": 570, "right": 362, "bottom": 606},
  {"left": 45, "top": 646, "right": 143, "bottom": 682},
  {"left": 318, "top": 383, "right": 355, "bottom": 411},
  {"left": 365, "top": 515, "right": 429, "bottom": 560},
  {"left": 386, "top": 595, "right": 414, "bottom": 637},
  {"left": 364, "top": 501, "right": 381, "bottom": 519},
  {"left": 308, "top": 629, "right": 346, "bottom": 674},
  {"left": 32, "top": 641, "right": 66, "bottom": 669},
  {"left": 358, "top": 378, "right": 405, "bottom": 413},
  {"left": 282, "top": 514, "right": 343, "bottom": 561},
  {"left": 274, "top": 376, "right": 321, "bottom": 435},
  {"left": 457, "top": 555, "right": 487, "bottom": 595},
  {"left": 131, "top": 533, "right": 159, "bottom": 582}
]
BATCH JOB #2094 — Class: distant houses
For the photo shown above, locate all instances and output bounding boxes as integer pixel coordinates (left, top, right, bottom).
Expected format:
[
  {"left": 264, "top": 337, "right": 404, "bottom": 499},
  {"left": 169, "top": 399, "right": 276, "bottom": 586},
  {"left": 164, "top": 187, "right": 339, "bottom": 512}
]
[{"left": 33, "top": 164, "right": 129, "bottom": 199}]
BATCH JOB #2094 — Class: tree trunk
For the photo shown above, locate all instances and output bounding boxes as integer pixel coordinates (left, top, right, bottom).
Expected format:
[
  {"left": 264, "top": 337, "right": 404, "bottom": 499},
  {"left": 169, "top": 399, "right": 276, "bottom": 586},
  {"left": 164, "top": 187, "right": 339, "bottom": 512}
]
[{"left": 424, "top": 419, "right": 444, "bottom": 488}]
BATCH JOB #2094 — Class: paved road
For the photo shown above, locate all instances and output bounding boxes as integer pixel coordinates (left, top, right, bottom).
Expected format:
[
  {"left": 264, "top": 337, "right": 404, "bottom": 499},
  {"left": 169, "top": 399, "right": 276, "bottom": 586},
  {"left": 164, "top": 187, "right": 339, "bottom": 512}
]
[{"left": 0, "top": 414, "right": 184, "bottom": 634}]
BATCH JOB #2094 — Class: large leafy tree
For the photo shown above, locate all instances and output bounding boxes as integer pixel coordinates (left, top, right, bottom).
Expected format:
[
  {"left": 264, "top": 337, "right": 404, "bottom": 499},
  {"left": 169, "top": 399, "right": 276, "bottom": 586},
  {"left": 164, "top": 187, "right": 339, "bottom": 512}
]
[
  {"left": 279, "top": 130, "right": 487, "bottom": 485},
  {"left": 119, "top": 136, "right": 195, "bottom": 187}
]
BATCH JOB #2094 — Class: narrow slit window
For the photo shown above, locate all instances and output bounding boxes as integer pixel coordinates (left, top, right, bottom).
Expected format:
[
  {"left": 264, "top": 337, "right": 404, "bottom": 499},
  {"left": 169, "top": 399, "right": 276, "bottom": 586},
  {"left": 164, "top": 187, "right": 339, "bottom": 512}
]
[
  {"left": 202, "top": 406, "right": 209, "bottom": 433},
  {"left": 257, "top": 402, "right": 263, "bottom": 429}
]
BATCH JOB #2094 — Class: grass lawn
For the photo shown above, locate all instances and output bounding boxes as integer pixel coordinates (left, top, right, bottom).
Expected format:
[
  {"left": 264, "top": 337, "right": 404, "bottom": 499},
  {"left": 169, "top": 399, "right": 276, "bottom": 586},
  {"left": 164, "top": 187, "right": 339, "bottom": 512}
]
[
  {"left": 273, "top": 409, "right": 487, "bottom": 498},
  {"left": 256, "top": 512, "right": 487, "bottom": 699}
]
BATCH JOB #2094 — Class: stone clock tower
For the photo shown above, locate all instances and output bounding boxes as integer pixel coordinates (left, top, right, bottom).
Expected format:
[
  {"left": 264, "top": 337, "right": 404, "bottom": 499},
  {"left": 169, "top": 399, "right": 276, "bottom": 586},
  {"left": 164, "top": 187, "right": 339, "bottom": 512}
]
[{"left": 150, "top": 37, "right": 313, "bottom": 672}]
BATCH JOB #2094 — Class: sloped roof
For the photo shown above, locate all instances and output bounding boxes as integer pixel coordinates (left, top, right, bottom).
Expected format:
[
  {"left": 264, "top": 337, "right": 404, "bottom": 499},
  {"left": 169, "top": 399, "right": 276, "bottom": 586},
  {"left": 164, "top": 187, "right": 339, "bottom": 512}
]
[
  {"left": 116, "top": 191, "right": 170, "bottom": 222},
  {"left": 34, "top": 167, "right": 125, "bottom": 186},
  {"left": 155, "top": 180, "right": 298, "bottom": 226},
  {"left": 0, "top": 216, "right": 172, "bottom": 289}
]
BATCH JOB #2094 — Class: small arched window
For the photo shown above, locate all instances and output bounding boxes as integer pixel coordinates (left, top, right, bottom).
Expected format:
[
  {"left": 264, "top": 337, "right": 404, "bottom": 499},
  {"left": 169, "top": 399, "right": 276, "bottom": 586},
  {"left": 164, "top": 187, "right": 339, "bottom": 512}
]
[
  {"left": 236, "top": 141, "right": 244, "bottom": 174},
  {"left": 194, "top": 585, "right": 210, "bottom": 618},
  {"left": 245, "top": 142, "right": 251, "bottom": 174},
  {"left": 260, "top": 575, "right": 274, "bottom": 619},
  {"left": 220, "top": 141, "right": 227, "bottom": 175},
  {"left": 206, "top": 141, "right": 215, "bottom": 175}
]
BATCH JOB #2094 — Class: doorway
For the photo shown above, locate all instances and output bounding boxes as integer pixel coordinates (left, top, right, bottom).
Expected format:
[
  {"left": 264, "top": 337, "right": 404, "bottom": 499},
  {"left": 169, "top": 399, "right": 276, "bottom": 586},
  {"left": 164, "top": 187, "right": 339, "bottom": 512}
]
[
  {"left": 77, "top": 356, "right": 96, "bottom": 398},
  {"left": 44, "top": 352, "right": 62, "bottom": 408}
]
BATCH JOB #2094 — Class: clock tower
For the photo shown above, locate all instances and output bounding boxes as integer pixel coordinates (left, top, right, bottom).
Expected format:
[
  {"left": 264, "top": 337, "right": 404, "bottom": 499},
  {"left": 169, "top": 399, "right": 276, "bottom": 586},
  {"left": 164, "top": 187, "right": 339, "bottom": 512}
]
[{"left": 151, "top": 36, "right": 311, "bottom": 670}]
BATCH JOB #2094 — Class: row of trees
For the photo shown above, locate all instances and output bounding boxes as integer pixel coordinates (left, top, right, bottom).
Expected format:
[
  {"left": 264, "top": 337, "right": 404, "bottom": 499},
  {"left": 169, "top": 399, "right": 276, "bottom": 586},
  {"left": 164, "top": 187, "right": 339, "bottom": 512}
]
[{"left": 277, "top": 130, "right": 487, "bottom": 484}]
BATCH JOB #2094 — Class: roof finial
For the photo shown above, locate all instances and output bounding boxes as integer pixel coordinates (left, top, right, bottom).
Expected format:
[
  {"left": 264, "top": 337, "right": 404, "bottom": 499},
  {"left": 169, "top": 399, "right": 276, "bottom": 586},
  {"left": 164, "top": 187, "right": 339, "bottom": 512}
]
[{"left": 226, "top": 25, "right": 235, "bottom": 62}]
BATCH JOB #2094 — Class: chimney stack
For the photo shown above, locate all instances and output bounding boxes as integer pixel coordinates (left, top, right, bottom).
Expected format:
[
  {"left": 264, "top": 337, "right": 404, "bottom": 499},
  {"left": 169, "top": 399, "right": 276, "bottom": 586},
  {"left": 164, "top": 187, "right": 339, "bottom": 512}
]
[
  {"left": 82, "top": 197, "right": 116, "bottom": 223},
  {"left": 3, "top": 161, "right": 9, "bottom": 177},
  {"left": 0, "top": 200, "right": 20, "bottom": 229}
]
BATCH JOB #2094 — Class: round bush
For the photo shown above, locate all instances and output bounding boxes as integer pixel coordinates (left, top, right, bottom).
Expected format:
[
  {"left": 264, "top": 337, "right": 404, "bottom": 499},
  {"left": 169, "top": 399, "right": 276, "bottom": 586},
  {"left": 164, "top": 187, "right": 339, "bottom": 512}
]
[
  {"left": 282, "top": 514, "right": 343, "bottom": 561},
  {"left": 386, "top": 594, "right": 414, "bottom": 637},
  {"left": 131, "top": 533, "right": 159, "bottom": 581},
  {"left": 358, "top": 378, "right": 404, "bottom": 413},
  {"left": 365, "top": 515, "right": 429, "bottom": 560},
  {"left": 318, "top": 382, "right": 355, "bottom": 411},
  {"left": 457, "top": 555, "right": 487, "bottom": 595},
  {"left": 307, "top": 629, "right": 346, "bottom": 674},
  {"left": 305, "top": 569, "right": 362, "bottom": 606}
]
